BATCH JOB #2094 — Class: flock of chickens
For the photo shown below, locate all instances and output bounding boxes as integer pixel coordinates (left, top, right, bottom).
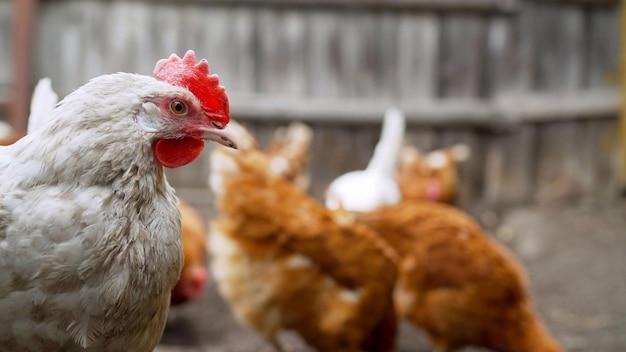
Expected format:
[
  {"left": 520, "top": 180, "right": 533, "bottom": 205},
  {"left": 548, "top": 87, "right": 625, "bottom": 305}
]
[{"left": 0, "top": 52, "right": 564, "bottom": 352}]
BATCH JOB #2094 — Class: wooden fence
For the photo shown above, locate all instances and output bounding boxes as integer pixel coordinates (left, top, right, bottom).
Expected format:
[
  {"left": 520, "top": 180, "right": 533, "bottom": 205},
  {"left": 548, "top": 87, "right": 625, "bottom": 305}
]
[{"left": 0, "top": 0, "right": 621, "bottom": 213}]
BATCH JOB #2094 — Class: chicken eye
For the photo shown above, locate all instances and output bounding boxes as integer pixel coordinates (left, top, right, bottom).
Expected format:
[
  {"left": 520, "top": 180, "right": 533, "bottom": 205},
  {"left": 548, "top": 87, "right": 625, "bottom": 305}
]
[{"left": 169, "top": 100, "right": 188, "bottom": 115}]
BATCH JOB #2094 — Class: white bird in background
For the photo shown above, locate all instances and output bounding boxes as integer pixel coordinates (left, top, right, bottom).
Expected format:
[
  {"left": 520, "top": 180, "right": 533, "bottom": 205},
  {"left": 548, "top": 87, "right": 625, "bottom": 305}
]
[
  {"left": 27, "top": 77, "right": 59, "bottom": 133},
  {"left": 0, "top": 78, "right": 59, "bottom": 146},
  {"left": 325, "top": 107, "right": 406, "bottom": 213}
]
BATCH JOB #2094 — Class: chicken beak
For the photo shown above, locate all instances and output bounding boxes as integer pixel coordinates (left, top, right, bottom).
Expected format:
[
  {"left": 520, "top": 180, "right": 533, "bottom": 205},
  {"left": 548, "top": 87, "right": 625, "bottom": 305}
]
[{"left": 198, "top": 124, "right": 238, "bottom": 149}]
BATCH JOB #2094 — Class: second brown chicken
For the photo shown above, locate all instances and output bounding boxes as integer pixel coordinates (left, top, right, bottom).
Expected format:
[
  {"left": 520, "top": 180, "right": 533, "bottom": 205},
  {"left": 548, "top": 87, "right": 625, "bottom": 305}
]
[{"left": 208, "top": 122, "right": 399, "bottom": 352}]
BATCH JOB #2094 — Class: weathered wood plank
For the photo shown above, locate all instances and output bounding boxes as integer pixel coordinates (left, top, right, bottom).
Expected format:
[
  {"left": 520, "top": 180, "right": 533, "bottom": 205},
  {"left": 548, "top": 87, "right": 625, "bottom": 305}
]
[
  {"left": 530, "top": 2, "right": 585, "bottom": 91},
  {"left": 307, "top": 125, "right": 374, "bottom": 200},
  {"left": 185, "top": 6, "right": 241, "bottom": 91},
  {"left": 439, "top": 14, "right": 487, "bottom": 98},
  {"left": 256, "top": 8, "right": 308, "bottom": 95},
  {"left": 105, "top": 2, "right": 152, "bottom": 74},
  {"left": 492, "top": 90, "right": 617, "bottom": 123},
  {"left": 231, "top": 90, "right": 617, "bottom": 126},
  {"left": 525, "top": 0, "right": 618, "bottom": 6},
  {"left": 395, "top": 13, "right": 439, "bottom": 99},
  {"left": 403, "top": 128, "right": 439, "bottom": 152},
  {"left": 375, "top": 11, "right": 399, "bottom": 100},
  {"left": 0, "top": 1, "right": 12, "bottom": 95},
  {"left": 336, "top": 11, "right": 379, "bottom": 98},
  {"left": 180, "top": 6, "right": 256, "bottom": 92},
  {"left": 534, "top": 121, "right": 582, "bottom": 203},
  {"left": 586, "top": 7, "right": 619, "bottom": 88},
  {"left": 483, "top": 125, "right": 537, "bottom": 206},
  {"left": 38, "top": 1, "right": 86, "bottom": 95},
  {"left": 485, "top": 11, "right": 532, "bottom": 98},
  {"left": 307, "top": 10, "right": 341, "bottom": 98},
  {"left": 119, "top": 0, "right": 520, "bottom": 13},
  {"left": 582, "top": 119, "right": 621, "bottom": 200},
  {"left": 146, "top": 3, "right": 188, "bottom": 64},
  {"left": 227, "top": 7, "right": 257, "bottom": 92},
  {"left": 351, "top": 124, "right": 381, "bottom": 168},
  {"left": 253, "top": 122, "right": 283, "bottom": 149},
  {"left": 80, "top": 2, "right": 107, "bottom": 82},
  {"left": 533, "top": 119, "right": 620, "bottom": 203}
]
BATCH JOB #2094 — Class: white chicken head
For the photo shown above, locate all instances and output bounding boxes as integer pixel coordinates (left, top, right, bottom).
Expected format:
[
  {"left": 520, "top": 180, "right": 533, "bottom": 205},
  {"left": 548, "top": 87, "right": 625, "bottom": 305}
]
[
  {"left": 38, "top": 51, "right": 238, "bottom": 173},
  {"left": 147, "top": 50, "right": 237, "bottom": 167}
]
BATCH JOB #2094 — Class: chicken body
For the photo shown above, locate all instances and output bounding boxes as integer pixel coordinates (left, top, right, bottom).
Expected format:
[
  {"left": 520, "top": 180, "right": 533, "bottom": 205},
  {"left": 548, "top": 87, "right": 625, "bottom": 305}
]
[
  {"left": 208, "top": 126, "right": 398, "bottom": 352},
  {"left": 172, "top": 122, "right": 313, "bottom": 306},
  {"left": 0, "top": 57, "right": 234, "bottom": 351},
  {"left": 16, "top": 76, "right": 207, "bottom": 308},
  {"left": 264, "top": 122, "right": 313, "bottom": 191},
  {"left": 358, "top": 201, "right": 562, "bottom": 352}
]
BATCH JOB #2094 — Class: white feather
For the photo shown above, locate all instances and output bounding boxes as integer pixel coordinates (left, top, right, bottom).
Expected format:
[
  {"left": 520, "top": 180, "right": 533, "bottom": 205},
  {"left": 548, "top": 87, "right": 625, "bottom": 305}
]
[
  {"left": 27, "top": 78, "right": 59, "bottom": 133},
  {"left": 366, "top": 107, "right": 406, "bottom": 177},
  {"left": 325, "top": 107, "right": 405, "bottom": 212}
]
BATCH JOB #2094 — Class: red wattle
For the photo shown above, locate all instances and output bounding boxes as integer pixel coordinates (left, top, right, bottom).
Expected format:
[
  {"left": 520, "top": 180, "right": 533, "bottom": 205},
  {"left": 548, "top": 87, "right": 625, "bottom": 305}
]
[
  {"left": 155, "top": 137, "right": 205, "bottom": 168},
  {"left": 425, "top": 178, "right": 443, "bottom": 201}
]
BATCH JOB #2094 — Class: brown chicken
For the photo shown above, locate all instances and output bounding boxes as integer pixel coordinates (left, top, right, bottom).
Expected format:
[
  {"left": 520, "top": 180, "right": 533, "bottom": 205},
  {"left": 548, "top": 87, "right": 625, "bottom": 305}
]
[
  {"left": 172, "top": 122, "right": 313, "bottom": 305},
  {"left": 357, "top": 200, "right": 563, "bottom": 352},
  {"left": 170, "top": 199, "right": 209, "bottom": 305},
  {"left": 208, "top": 122, "right": 399, "bottom": 352},
  {"left": 397, "top": 144, "right": 470, "bottom": 204}
]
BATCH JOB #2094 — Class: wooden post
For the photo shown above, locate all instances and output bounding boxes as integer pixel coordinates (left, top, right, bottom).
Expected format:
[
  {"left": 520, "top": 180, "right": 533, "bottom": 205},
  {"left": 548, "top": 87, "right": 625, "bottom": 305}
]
[
  {"left": 10, "top": 0, "right": 38, "bottom": 133},
  {"left": 620, "top": 3, "right": 626, "bottom": 198}
]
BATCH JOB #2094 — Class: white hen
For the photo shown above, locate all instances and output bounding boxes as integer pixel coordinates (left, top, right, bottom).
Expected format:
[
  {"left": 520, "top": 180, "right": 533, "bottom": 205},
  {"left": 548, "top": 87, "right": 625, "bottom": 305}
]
[
  {"left": 325, "top": 107, "right": 406, "bottom": 213},
  {"left": 0, "top": 51, "right": 236, "bottom": 351}
]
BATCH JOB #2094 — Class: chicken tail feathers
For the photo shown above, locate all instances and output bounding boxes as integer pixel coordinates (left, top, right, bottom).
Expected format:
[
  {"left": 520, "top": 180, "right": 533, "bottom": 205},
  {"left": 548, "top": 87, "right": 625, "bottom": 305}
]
[
  {"left": 27, "top": 78, "right": 59, "bottom": 134},
  {"left": 366, "top": 107, "right": 406, "bottom": 177}
]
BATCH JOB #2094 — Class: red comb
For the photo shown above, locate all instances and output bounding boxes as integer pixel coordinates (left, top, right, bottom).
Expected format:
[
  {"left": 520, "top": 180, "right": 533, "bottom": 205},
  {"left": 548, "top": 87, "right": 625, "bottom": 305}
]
[{"left": 153, "top": 50, "right": 230, "bottom": 127}]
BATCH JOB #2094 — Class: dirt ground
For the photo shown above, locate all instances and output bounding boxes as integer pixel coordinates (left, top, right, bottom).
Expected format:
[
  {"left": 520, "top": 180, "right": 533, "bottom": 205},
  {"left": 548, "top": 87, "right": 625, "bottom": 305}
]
[{"left": 155, "top": 198, "right": 626, "bottom": 352}]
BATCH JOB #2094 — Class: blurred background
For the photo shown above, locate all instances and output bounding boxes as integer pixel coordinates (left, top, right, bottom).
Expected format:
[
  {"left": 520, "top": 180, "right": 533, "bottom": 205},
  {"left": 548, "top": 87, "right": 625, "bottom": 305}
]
[
  {"left": 0, "top": 0, "right": 624, "bottom": 351},
  {"left": 1, "top": 0, "right": 623, "bottom": 211}
]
